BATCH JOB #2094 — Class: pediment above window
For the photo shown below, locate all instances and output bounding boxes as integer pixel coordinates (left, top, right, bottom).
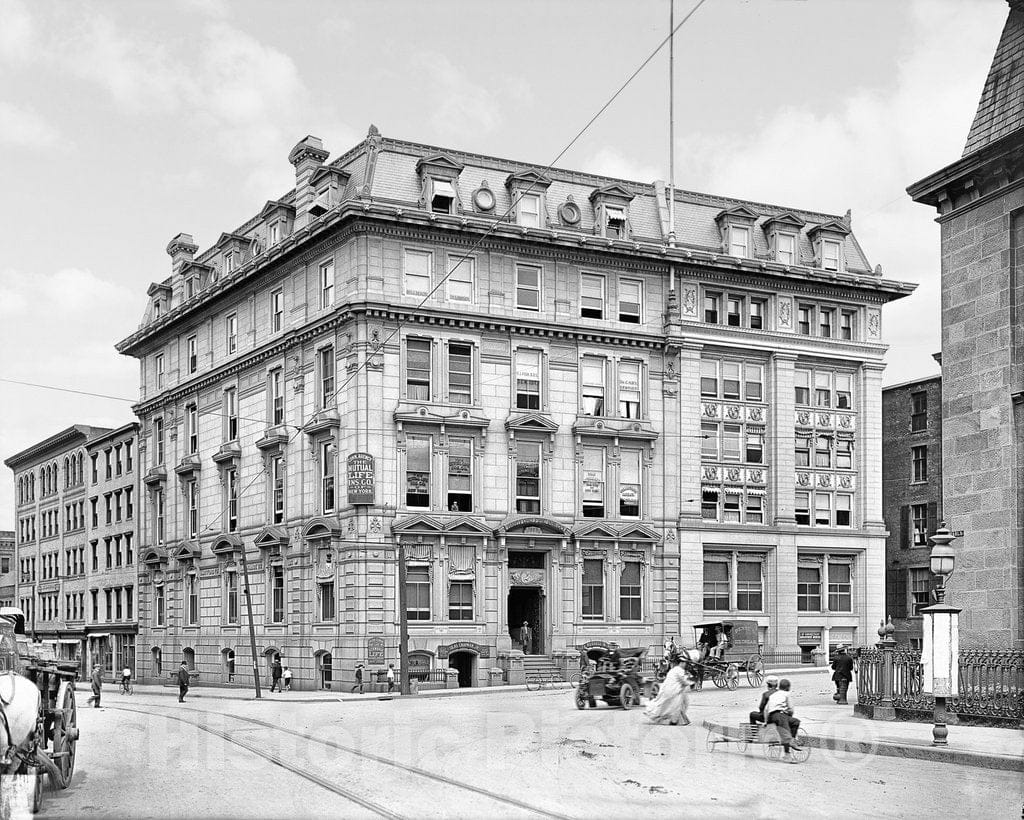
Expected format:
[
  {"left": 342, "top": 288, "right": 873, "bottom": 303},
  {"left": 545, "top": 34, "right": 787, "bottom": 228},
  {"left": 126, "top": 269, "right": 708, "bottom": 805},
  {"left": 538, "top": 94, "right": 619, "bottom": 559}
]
[
  {"left": 392, "top": 514, "right": 445, "bottom": 536},
  {"left": 142, "top": 546, "right": 168, "bottom": 567},
  {"left": 572, "top": 521, "right": 618, "bottom": 540},
  {"left": 589, "top": 184, "right": 635, "bottom": 206},
  {"left": 211, "top": 533, "right": 242, "bottom": 555},
  {"left": 212, "top": 441, "right": 241, "bottom": 466},
  {"left": 309, "top": 167, "right": 351, "bottom": 216},
  {"left": 394, "top": 405, "right": 490, "bottom": 434},
  {"left": 416, "top": 154, "right": 464, "bottom": 214},
  {"left": 260, "top": 199, "right": 296, "bottom": 221},
  {"left": 303, "top": 408, "right": 341, "bottom": 436},
  {"left": 807, "top": 218, "right": 851, "bottom": 239},
  {"left": 255, "top": 426, "right": 290, "bottom": 452},
  {"left": 173, "top": 541, "right": 201, "bottom": 562},
  {"left": 174, "top": 455, "right": 203, "bottom": 476},
  {"left": 300, "top": 517, "right": 340, "bottom": 539},
  {"left": 442, "top": 516, "right": 492, "bottom": 536},
  {"left": 761, "top": 212, "right": 806, "bottom": 232},
  {"left": 147, "top": 282, "right": 172, "bottom": 299},
  {"left": 505, "top": 413, "right": 558, "bottom": 434},
  {"left": 505, "top": 169, "right": 552, "bottom": 192},
  {"left": 415, "top": 153, "right": 465, "bottom": 176},
  {"left": 616, "top": 523, "right": 660, "bottom": 542},
  {"left": 714, "top": 204, "right": 759, "bottom": 226},
  {"left": 143, "top": 466, "right": 167, "bottom": 486},
  {"left": 255, "top": 525, "right": 291, "bottom": 549},
  {"left": 571, "top": 417, "right": 659, "bottom": 441}
]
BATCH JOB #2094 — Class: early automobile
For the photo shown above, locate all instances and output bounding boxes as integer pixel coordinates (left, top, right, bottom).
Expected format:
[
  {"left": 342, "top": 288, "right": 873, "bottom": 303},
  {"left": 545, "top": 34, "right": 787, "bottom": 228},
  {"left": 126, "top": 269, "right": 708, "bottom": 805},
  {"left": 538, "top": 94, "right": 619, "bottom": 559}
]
[{"left": 574, "top": 646, "right": 657, "bottom": 709}]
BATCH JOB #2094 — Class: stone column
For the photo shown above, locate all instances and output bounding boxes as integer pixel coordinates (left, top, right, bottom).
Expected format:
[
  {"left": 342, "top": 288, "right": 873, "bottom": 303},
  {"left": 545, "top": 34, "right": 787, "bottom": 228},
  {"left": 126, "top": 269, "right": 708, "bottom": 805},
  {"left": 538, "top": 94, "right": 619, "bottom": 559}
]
[
  {"left": 676, "top": 342, "right": 703, "bottom": 629},
  {"left": 859, "top": 362, "right": 886, "bottom": 531},
  {"left": 769, "top": 352, "right": 797, "bottom": 526}
]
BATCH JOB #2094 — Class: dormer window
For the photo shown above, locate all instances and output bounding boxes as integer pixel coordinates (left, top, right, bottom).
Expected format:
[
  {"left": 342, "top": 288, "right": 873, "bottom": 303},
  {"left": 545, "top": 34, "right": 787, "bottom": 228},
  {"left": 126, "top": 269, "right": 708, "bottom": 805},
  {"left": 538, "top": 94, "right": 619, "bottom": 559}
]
[
  {"left": 822, "top": 240, "right": 841, "bottom": 271},
  {"left": 604, "top": 207, "right": 625, "bottom": 238},
  {"left": 518, "top": 193, "right": 541, "bottom": 228},
  {"left": 777, "top": 233, "right": 796, "bottom": 265},
  {"left": 728, "top": 226, "right": 750, "bottom": 258},
  {"left": 223, "top": 253, "right": 235, "bottom": 275},
  {"left": 430, "top": 179, "right": 456, "bottom": 214},
  {"left": 153, "top": 301, "right": 162, "bottom": 319},
  {"left": 185, "top": 278, "right": 195, "bottom": 299},
  {"left": 268, "top": 222, "right": 280, "bottom": 246}
]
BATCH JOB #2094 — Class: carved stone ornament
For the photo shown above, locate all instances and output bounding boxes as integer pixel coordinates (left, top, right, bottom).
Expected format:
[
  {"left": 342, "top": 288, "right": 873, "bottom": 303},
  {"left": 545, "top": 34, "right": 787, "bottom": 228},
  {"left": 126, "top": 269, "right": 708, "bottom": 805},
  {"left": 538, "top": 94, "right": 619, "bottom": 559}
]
[
  {"left": 817, "top": 474, "right": 832, "bottom": 488},
  {"left": 509, "top": 569, "right": 545, "bottom": 587},
  {"left": 666, "top": 530, "right": 675, "bottom": 541},
  {"left": 779, "top": 297, "right": 793, "bottom": 328},
  {"left": 838, "top": 414, "right": 853, "bottom": 430},
  {"left": 370, "top": 517, "right": 382, "bottom": 534},
  {"left": 796, "top": 472, "right": 811, "bottom": 487},
  {"left": 702, "top": 466, "right": 719, "bottom": 481},
  {"left": 817, "top": 413, "right": 832, "bottom": 428},
  {"left": 868, "top": 310, "right": 881, "bottom": 338},
  {"left": 558, "top": 196, "right": 581, "bottom": 226},
  {"left": 747, "top": 469, "right": 764, "bottom": 484},
  {"left": 472, "top": 183, "right": 495, "bottom": 212},
  {"left": 702, "top": 403, "right": 719, "bottom": 418},
  {"left": 726, "top": 405, "right": 741, "bottom": 420},
  {"left": 747, "top": 407, "right": 764, "bottom": 423},
  {"left": 796, "top": 410, "right": 811, "bottom": 427},
  {"left": 839, "top": 474, "right": 853, "bottom": 489},
  {"left": 682, "top": 286, "right": 697, "bottom": 316},
  {"left": 726, "top": 467, "right": 741, "bottom": 483}
]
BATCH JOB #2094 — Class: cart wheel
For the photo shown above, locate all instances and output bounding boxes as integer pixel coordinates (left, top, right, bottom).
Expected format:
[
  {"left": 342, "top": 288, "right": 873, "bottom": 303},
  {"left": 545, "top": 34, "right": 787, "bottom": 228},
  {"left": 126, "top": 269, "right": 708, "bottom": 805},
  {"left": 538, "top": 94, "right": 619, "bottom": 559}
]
[
  {"left": 619, "top": 683, "right": 636, "bottom": 709},
  {"left": 51, "top": 682, "right": 78, "bottom": 788},
  {"left": 568, "top": 672, "right": 581, "bottom": 689},
  {"left": 765, "top": 742, "right": 783, "bottom": 762},
  {"left": 725, "top": 664, "right": 740, "bottom": 691},
  {"left": 789, "top": 728, "right": 811, "bottom": 763},
  {"left": 746, "top": 657, "right": 765, "bottom": 688},
  {"left": 705, "top": 730, "right": 716, "bottom": 752},
  {"left": 574, "top": 688, "right": 587, "bottom": 710},
  {"left": 712, "top": 667, "right": 726, "bottom": 688}
]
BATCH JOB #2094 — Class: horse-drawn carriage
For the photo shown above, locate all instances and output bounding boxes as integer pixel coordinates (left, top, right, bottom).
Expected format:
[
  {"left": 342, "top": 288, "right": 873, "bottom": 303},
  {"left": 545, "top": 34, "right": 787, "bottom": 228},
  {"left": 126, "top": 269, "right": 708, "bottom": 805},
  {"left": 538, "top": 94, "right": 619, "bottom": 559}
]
[
  {"left": 0, "top": 607, "right": 80, "bottom": 814},
  {"left": 682, "top": 620, "right": 765, "bottom": 690},
  {"left": 574, "top": 646, "right": 659, "bottom": 710}
]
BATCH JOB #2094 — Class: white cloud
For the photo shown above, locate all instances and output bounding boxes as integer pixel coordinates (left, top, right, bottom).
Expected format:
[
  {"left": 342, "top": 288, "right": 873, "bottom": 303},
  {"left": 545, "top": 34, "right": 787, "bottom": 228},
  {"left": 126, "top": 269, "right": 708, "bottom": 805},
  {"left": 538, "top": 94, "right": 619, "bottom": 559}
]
[
  {"left": 0, "top": 0, "right": 35, "bottom": 64},
  {"left": 585, "top": 146, "right": 661, "bottom": 183},
  {"left": 0, "top": 101, "right": 65, "bottom": 150},
  {"left": 415, "top": 51, "right": 502, "bottom": 139},
  {"left": 670, "top": 0, "right": 1000, "bottom": 386}
]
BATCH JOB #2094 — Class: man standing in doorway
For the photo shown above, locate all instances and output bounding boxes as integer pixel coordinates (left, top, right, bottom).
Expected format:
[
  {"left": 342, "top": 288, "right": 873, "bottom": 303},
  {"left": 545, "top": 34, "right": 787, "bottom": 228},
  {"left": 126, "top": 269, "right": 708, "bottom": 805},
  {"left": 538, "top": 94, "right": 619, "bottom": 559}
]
[
  {"left": 520, "top": 621, "right": 533, "bottom": 655},
  {"left": 177, "top": 661, "right": 190, "bottom": 703}
]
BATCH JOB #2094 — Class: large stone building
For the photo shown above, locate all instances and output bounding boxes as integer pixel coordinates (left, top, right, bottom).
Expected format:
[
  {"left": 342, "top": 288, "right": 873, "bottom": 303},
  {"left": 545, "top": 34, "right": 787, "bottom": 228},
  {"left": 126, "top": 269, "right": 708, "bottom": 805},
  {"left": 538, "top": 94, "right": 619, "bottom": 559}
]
[
  {"left": 5, "top": 426, "right": 110, "bottom": 664},
  {"left": 908, "top": 0, "right": 1024, "bottom": 648},
  {"left": 116, "top": 128, "right": 913, "bottom": 689},
  {"left": 882, "top": 375, "right": 943, "bottom": 648}
]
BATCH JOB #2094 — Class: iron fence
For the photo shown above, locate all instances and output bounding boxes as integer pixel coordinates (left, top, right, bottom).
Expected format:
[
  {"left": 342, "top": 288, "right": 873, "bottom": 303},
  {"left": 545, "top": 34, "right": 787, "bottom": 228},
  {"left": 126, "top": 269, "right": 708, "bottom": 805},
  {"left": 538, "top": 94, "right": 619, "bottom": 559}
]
[
  {"left": 761, "top": 649, "right": 811, "bottom": 667},
  {"left": 856, "top": 647, "right": 1024, "bottom": 724},
  {"left": 409, "top": 669, "right": 448, "bottom": 683}
]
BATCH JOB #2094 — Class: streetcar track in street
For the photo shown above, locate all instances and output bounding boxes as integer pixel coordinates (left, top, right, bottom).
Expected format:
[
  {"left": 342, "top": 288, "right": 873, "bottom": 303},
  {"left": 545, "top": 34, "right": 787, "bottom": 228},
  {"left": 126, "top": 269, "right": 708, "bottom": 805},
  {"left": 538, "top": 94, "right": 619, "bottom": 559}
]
[{"left": 109, "top": 704, "right": 572, "bottom": 820}]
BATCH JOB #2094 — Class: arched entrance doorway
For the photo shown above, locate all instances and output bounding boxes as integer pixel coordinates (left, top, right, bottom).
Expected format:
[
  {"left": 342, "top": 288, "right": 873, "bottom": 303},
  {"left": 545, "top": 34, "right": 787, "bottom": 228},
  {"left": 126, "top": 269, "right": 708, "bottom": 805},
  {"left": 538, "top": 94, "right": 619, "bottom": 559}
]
[
  {"left": 151, "top": 646, "right": 162, "bottom": 677},
  {"left": 448, "top": 651, "right": 475, "bottom": 687},
  {"left": 316, "top": 651, "right": 333, "bottom": 689},
  {"left": 222, "top": 648, "right": 236, "bottom": 683}
]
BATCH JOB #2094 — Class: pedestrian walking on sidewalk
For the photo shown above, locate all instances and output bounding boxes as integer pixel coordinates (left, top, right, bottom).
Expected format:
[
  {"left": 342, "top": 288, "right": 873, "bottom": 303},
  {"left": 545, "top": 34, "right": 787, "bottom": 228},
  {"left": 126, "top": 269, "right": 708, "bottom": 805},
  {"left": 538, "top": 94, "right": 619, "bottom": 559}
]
[
  {"left": 831, "top": 645, "right": 854, "bottom": 705},
  {"left": 270, "top": 658, "right": 283, "bottom": 692},
  {"left": 177, "top": 662, "right": 190, "bottom": 703},
  {"left": 386, "top": 664, "right": 395, "bottom": 694},
  {"left": 353, "top": 663, "right": 364, "bottom": 694},
  {"left": 86, "top": 665, "right": 103, "bottom": 708},
  {"left": 282, "top": 666, "right": 292, "bottom": 692}
]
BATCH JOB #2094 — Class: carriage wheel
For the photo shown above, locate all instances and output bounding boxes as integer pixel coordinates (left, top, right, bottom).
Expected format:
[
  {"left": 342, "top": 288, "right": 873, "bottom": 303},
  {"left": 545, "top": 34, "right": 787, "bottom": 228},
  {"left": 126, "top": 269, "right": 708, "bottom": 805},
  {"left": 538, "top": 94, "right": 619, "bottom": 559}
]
[
  {"left": 746, "top": 657, "right": 765, "bottom": 688},
  {"left": 51, "top": 682, "right": 78, "bottom": 789},
  {"left": 705, "top": 729, "right": 716, "bottom": 752},
  {"left": 765, "top": 742, "right": 783, "bottom": 761},
  {"left": 724, "top": 664, "right": 740, "bottom": 691},
  {"left": 619, "top": 683, "right": 636, "bottom": 709},
  {"left": 789, "top": 728, "right": 811, "bottom": 763},
  {"left": 574, "top": 688, "right": 587, "bottom": 710},
  {"left": 712, "top": 667, "right": 727, "bottom": 688}
]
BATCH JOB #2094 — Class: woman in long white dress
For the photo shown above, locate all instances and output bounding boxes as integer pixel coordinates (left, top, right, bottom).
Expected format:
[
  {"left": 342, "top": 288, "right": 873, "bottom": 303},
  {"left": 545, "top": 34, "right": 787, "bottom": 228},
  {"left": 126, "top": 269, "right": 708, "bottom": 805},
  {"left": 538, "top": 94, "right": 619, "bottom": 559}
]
[{"left": 644, "top": 653, "right": 692, "bottom": 726}]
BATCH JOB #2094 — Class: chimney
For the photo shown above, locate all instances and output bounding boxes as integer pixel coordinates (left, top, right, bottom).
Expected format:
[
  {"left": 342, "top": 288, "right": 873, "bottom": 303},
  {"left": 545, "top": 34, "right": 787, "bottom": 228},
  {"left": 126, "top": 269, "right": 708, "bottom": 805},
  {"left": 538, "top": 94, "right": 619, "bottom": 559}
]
[
  {"left": 166, "top": 233, "right": 198, "bottom": 273},
  {"left": 288, "top": 135, "right": 329, "bottom": 230}
]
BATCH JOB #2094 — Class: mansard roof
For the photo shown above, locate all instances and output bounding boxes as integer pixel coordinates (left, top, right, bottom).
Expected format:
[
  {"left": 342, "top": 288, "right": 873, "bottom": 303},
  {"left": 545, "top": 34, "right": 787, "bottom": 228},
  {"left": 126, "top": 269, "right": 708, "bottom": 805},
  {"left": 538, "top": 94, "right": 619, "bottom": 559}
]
[{"left": 963, "top": 2, "right": 1024, "bottom": 157}]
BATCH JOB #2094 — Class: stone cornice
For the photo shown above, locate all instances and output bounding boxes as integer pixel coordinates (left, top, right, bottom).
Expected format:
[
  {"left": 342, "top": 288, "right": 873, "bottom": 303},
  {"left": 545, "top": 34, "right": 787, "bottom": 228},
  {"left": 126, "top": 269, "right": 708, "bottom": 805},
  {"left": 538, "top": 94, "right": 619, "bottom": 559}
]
[{"left": 907, "top": 129, "right": 1024, "bottom": 211}]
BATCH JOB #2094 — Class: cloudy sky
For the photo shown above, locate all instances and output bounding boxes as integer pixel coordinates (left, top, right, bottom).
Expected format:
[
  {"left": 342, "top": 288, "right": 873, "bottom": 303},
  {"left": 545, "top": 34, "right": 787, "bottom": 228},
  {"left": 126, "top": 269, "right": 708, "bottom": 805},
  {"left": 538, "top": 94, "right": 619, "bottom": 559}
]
[{"left": 0, "top": 0, "right": 1008, "bottom": 526}]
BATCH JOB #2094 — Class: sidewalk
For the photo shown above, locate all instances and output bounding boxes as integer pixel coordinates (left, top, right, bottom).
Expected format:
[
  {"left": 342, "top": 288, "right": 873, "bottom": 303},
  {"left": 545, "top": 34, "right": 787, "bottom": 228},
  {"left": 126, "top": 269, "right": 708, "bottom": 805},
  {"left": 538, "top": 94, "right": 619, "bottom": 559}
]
[{"left": 704, "top": 677, "right": 1024, "bottom": 773}]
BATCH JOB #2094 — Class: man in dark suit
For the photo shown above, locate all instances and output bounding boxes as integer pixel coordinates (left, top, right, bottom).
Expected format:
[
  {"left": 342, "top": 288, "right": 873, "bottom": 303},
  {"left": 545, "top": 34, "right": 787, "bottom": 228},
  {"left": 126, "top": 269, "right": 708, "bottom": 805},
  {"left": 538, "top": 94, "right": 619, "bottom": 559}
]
[
  {"left": 177, "top": 662, "right": 191, "bottom": 703},
  {"left": 831, "top": 645, "right": 855, "bottom": 704}
]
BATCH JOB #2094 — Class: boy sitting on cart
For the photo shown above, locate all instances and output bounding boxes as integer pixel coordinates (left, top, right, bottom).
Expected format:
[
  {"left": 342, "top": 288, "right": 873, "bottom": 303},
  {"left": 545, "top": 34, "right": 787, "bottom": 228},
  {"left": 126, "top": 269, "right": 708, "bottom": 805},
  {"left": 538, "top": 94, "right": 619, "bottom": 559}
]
[
  {"left": 749, "top": 675, "right": 779, "bottom": 724},
  {"left": 763, "top": 678, "right": 802, "bottom": 763}
]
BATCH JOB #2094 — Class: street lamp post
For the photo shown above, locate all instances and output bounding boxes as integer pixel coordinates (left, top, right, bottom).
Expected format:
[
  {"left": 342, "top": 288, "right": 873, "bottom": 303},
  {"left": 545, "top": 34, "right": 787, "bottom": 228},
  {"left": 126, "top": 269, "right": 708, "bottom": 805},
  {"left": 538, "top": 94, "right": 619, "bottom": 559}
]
[{"left": 921, "top": 523, "right": 960, "bottom": 746}]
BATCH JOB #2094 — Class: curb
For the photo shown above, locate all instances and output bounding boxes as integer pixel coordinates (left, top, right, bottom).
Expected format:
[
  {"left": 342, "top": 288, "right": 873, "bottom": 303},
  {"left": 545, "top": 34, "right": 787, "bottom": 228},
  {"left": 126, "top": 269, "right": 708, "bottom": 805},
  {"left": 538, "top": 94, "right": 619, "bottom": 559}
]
[{"left": 701, "top": 720, "right": 1024, "bottom": 772}]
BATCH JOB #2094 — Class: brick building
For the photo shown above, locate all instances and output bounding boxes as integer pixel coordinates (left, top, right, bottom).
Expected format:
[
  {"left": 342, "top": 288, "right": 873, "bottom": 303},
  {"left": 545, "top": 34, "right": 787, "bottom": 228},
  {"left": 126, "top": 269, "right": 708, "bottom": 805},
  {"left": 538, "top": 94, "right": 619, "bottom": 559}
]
[
  {"left": 0, "top": 531, "right": 14, "bottom": 608},
  {"left": 882, "top": 375, "right": 942, "bottom": 648},
  {"left": 84, "top": 423, "right": 140, "bottom": 676},
  {"left": 5, "top": 426, "right": 111, "bottom": 663},
  {"left": 908, "top": 0, "right": 1024, "bottom": 647},
  {"left": 116, "top": 128, "right": 913, "bottom": 689}
]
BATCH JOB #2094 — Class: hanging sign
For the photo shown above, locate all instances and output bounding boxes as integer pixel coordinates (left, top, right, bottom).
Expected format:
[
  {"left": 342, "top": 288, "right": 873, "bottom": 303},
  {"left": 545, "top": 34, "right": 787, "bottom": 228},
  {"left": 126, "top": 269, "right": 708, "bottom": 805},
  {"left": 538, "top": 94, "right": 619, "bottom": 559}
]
[{"left": 347, "top": 453, "right": 375, "bottom": 505}]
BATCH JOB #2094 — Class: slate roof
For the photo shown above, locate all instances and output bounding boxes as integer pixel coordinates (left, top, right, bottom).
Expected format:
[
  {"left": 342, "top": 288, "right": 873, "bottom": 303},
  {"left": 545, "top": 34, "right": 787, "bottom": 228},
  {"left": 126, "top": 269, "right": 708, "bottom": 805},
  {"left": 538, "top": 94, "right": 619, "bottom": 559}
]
[{"left": 962, "top": 1, "right": 1024, "bottom": 157}]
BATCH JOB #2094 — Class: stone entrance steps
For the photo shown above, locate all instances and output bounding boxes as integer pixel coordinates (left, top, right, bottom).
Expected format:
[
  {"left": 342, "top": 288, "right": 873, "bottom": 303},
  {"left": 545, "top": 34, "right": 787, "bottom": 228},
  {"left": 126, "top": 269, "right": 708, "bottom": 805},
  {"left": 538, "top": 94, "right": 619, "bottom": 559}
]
[{"left": 522, "top": 654, "right": 564, "bottom": 684}]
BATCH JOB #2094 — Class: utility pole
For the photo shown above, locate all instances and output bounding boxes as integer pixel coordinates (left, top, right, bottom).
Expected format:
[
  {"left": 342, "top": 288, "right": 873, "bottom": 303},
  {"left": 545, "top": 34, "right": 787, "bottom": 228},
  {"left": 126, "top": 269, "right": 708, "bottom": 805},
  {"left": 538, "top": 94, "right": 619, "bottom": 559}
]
[
  {"left": 239, "top": 543, "right": 262, "bottom": 699},
  {"left": 397, "top": 541, "right": 410, "bottom": 695}
]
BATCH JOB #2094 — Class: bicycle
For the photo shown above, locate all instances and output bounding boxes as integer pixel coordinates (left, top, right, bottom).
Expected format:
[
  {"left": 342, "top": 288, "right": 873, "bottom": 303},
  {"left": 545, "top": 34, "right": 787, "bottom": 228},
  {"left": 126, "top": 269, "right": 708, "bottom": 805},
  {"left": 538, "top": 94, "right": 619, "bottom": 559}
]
[{"left": 119, "top": 678, "right": 134, "bottom": 695}]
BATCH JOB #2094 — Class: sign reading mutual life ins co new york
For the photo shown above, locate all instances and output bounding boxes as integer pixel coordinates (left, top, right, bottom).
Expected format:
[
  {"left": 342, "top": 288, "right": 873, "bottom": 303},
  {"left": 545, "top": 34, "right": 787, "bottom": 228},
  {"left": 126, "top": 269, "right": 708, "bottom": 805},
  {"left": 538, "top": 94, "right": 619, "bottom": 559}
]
[{"left": 347, "top": 452, "right": 375, "bottom": 505}]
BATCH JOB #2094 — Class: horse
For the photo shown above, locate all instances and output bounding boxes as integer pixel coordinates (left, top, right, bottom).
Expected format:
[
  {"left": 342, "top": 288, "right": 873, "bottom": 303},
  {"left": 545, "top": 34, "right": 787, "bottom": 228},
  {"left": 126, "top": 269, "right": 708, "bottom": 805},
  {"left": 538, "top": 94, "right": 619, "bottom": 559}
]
[{"left": 0, "top": 671, "right": 42, "bottom": 766}]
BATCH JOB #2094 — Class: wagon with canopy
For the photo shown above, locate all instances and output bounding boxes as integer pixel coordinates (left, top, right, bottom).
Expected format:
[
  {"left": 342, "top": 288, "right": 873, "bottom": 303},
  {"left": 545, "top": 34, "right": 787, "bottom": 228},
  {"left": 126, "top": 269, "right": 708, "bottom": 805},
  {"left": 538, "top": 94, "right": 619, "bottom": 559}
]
[{"left": 683, "top": 619, "right": 765, "bottom": 690}]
